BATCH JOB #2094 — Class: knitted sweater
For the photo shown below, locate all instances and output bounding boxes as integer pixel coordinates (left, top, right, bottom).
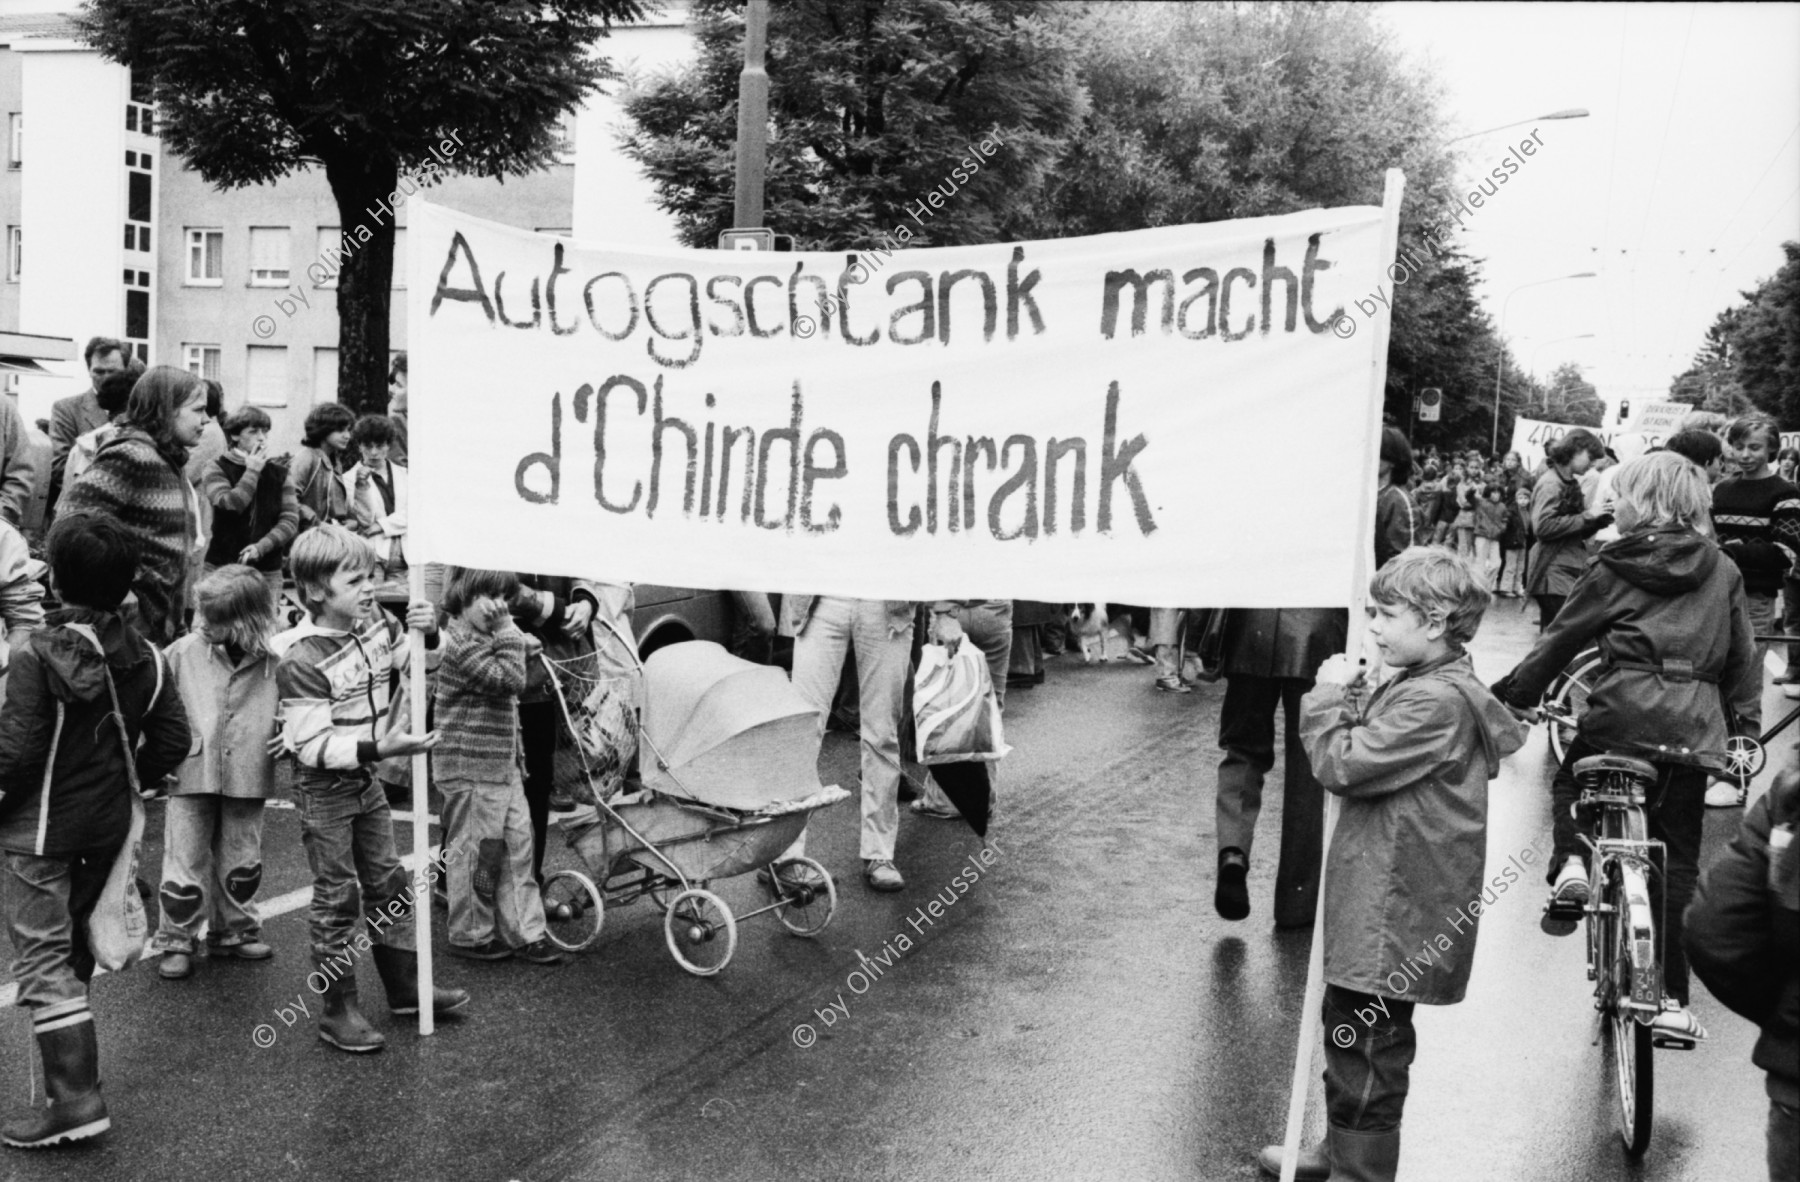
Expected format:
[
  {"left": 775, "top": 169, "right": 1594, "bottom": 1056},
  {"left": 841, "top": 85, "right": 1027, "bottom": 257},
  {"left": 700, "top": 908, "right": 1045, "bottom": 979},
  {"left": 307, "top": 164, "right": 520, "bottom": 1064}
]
[
  {"left": 1474, "top": 499, "right": 1508, "bottom": 540},
  {"left": 432, "top": 619, "right": 528, "bottom": 783},
  {"left": 202, "top": 452, "right": 298, "bottom": 572},
  {"left": 60, "top": 428, "right": 196, "bottom": 646},
  {"left": 1713, "top": 474, "right": 1800, "bottom": 596}
]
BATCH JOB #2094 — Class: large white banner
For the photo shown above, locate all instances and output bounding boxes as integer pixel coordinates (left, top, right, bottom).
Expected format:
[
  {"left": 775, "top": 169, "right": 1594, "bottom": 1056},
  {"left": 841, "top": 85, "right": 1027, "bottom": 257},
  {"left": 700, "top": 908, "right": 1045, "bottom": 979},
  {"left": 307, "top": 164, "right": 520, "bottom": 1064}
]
[{"left": 407, "top": 201, "right": 1388, "bottom": 606}]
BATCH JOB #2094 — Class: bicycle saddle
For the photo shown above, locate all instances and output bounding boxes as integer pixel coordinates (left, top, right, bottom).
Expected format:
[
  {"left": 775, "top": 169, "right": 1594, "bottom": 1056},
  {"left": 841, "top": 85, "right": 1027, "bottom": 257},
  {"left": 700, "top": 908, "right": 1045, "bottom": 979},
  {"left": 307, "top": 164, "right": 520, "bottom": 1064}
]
[{"left": 1573, "top": 754, "right": 1658, "bottom": 783}]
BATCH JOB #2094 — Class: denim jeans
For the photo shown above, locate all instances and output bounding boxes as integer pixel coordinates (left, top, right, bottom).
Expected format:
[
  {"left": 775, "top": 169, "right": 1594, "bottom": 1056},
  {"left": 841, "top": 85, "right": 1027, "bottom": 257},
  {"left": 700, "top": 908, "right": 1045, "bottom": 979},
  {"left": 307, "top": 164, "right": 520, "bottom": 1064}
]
[
  {"left": 440, "top": 770, "right": 546, "bottom": 949},
  {"left": 1746, "top": 592, "right": 1777, "bottom": 731},
  {"left": 790, "top": 597, "right": 914, "bottom": 862},
  {"left": 1216, "top": 674, "right": 1324, "bottom": 926},
  {"left": 1549, "top": 734, "right": 1705, "bottom": 1004},
  {"left": 294, "top": 772, "right": 415, "bottom": 959},
  {"left": 152, "top": 795, "right": 268, "bottom": 953},
  {"left": 1322, "top": 984, "right": 1417, "bottom": 1132},
  {"left": 3, "top": 847, "right": 116, "bottom": 1007}
]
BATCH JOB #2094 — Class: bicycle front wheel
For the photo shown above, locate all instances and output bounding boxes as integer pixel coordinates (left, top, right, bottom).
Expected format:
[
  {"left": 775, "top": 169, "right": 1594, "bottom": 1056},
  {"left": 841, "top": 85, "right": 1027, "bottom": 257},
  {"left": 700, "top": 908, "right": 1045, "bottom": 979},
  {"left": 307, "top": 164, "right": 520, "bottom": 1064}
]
[
  {"left": 1601, "top": 866, "right": 1655, "bottom": 1157},
  {"left": 1548, "top": 648, "right": 1602, "bottom": 765}
]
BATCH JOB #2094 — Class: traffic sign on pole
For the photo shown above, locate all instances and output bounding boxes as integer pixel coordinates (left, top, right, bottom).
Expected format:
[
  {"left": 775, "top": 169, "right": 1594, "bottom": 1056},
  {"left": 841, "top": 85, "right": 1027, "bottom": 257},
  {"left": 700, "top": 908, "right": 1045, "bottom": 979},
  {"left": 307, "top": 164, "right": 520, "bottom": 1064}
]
[
  {"left": 718, "top": 228, "right": 775, "bottom": 251},
  {"left": 1417, "top": 387, "right": 1442, "bottom": 422}
]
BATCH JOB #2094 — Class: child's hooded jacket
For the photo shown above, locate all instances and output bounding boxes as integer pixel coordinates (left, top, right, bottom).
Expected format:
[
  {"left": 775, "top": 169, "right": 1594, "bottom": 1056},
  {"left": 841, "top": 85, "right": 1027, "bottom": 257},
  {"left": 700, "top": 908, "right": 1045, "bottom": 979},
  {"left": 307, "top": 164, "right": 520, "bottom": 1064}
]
[
  {"left": 1300, "top": 651, "right": 1528, "bottom": 1005},
  {"left": 0, "top": 607, "right": 190, "bottom": 855}
]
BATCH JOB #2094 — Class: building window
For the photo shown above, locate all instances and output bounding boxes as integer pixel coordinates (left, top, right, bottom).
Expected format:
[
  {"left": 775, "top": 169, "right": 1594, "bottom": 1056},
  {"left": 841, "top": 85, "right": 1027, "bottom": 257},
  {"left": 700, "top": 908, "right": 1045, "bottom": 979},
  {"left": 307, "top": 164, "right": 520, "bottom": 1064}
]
[
  {"left": 125, "top": 224, "right": 152, "bottom": 252},
  {"left": 183, "top": 344, "right": 221, "bottom": 383},
  {"left": 315, "top": 227, "right": 340, "bottom": 288},
  {"left": 125, "top": 290, "right": 149, "bottom": 342},
  {"left": 6, "top": 227, "right": 18, "bottom": 282},
  {"left": 245, "top": 345, "right": 288, "bottom": 407},
  {"left": 248, "top": 227, "right": 290, "bottom": 287},
  {"left": 187, "top": 229, "right": 222, "bottom": 285},
  {"left": 313, "top": 347, "right": 339, "bottom": 405},
  {"left": 7, "top": 114, "right": 19, "bottom": 169}
]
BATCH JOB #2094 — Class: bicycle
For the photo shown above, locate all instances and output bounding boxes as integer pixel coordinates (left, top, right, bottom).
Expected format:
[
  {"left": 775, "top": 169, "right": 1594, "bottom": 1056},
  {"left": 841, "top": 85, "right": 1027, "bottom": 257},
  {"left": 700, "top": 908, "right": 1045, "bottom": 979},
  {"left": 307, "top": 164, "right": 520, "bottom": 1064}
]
[
  {"left": 1531, "top": 720, "right": 1700, "bottom": 1158},
  {"left": 1541, "top": 633, "right": 1786, "bottom": 783}
]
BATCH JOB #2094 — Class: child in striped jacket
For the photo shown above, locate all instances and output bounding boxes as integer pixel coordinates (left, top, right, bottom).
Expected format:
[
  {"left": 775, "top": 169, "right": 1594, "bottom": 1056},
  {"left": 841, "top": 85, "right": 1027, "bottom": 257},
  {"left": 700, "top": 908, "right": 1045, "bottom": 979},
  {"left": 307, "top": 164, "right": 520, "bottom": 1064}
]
[{"left": 434, "top": 568, "right": 564, "bottom": 965}]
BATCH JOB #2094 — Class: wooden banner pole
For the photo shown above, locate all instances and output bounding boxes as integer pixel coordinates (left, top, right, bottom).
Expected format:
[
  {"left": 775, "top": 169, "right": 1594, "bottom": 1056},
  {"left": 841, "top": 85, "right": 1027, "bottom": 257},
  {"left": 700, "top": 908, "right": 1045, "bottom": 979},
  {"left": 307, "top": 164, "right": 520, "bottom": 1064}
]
[
  {"left": 409, "top": 561, "right": 435, "bottom": 1037},
  {"left": 1277, "top": 166, "right": 1406, "bottom": 1182}
]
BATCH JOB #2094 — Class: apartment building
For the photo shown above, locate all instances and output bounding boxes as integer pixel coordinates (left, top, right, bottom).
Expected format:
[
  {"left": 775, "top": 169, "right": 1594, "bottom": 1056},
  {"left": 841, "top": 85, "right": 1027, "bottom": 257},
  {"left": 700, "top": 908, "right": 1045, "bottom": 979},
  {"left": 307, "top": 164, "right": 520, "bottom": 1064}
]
[{"left": 0, "top": 4, "right": 690, "bottom": 450}]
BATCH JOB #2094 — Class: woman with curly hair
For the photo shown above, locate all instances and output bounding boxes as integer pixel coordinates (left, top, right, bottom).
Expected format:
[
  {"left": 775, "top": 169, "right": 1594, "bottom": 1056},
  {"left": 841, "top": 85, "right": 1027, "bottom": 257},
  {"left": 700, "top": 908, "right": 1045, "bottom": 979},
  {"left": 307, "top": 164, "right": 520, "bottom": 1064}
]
[{"left": 60, "top": 366, "right": 210, "bottom": 644}]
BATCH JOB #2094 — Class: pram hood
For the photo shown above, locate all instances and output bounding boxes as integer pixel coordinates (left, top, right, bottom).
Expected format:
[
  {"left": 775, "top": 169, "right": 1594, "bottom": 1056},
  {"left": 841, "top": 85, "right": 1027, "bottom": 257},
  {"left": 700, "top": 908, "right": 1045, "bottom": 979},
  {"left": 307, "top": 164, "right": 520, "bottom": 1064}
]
[{"left": 640, "top": 641, "right": 824, "bottom": 810}]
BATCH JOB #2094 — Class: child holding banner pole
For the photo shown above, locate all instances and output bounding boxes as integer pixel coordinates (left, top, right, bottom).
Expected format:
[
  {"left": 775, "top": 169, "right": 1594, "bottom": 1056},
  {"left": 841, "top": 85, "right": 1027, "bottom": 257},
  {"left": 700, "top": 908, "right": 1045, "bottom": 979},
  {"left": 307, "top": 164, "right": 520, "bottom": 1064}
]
[{"left": 1264, "top": 167, "right": 1402, "bottom": 1182}]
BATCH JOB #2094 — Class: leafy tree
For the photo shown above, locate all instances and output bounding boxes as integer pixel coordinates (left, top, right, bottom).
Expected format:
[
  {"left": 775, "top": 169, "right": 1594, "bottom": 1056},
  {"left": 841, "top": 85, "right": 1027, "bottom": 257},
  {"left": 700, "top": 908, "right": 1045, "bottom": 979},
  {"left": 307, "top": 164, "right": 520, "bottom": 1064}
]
[
  {"left": 1537, "top": 361, "right": 1602, "bottom": 427},
  {"left": 1673, "top": 244, "right": 1800, "bottom": 425},
  {"left": 621, "top": 0, "right": 1086, "bottom": 250},
  {"left": 79, "top": 0, "right": 646, "bottom": 412}
]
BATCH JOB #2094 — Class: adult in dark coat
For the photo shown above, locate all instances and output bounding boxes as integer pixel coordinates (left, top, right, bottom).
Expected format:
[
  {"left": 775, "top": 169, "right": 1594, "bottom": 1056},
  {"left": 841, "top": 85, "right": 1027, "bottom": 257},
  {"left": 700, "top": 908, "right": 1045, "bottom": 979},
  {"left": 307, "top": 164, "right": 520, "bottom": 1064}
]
[
  {"left": 1213, "top": 607, "right": 1346, "bottom": 928},
  {"left": 1685, "top": 768, "right": 1799, "bottom": 1181}
]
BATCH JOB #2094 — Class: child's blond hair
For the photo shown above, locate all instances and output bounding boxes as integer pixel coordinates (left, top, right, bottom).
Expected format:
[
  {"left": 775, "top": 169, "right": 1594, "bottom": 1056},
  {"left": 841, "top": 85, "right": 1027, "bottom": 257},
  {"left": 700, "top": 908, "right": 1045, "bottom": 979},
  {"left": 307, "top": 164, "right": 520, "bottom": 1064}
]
[
  {"left": 1369, "top": 547, "right": 1491, "bottom": 646},
  {"left": 289, "top": 523, "right": 374, "bottom": 609},
  {"left": 193, "top": 564, "right": 276, "bottom": 657},
  {"left": 1612, "top": 451, "right": 1711, "bottom": 533}
]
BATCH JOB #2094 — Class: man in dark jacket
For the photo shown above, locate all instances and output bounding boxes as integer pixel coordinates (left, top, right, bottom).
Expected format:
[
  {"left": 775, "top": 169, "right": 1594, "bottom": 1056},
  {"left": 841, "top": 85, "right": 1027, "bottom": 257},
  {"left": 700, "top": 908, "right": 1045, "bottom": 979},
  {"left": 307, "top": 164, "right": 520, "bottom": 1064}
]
[
  {"left": 1686, "top": 768, "right": 1799, "bottom": 1181},
  {"left": 0, "top": 513, "right": 191, "bottom": 1149},
  {"left": 1213, "top": 607, "right": 1346, "bottom": 927}
]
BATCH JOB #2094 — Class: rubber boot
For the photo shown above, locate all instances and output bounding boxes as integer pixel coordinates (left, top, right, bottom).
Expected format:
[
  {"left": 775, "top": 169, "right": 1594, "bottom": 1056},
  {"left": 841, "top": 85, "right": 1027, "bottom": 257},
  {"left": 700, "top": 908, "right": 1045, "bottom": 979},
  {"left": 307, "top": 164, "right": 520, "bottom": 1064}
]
[
  {"left": 1255, "top": 1141, "right": 1329, "bottom": 1180},
  {"left": 1326, "top": 1125, "right": 1401, "bottom": 1182},
  {"left": 316, "top": 960, "right": 385, "bottom": 1054},
  {"left": 2, "top": 1012, "right": 110, "bottom": 1148},
  {"left": 371, "top": 945, "right": 471, "bottom": 1018}
]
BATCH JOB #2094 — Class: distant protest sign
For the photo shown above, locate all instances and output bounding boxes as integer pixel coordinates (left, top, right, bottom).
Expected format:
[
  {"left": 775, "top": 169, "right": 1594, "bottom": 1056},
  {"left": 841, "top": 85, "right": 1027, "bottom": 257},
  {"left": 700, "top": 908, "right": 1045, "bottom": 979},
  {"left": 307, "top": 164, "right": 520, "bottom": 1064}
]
[{"left": 407, "top": 201, "right": 1390, "bottom": 606}]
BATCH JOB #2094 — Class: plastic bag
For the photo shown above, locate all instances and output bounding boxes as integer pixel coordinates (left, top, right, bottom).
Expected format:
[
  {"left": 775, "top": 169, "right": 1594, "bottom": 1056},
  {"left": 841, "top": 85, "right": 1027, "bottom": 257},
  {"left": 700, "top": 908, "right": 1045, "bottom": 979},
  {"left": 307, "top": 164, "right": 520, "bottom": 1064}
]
[
  {"left": 87, "top": 794, "right": 150, "bottom": 972},
  {"left": 913, "top": 642, "right": 1009, "bottom": 765}
]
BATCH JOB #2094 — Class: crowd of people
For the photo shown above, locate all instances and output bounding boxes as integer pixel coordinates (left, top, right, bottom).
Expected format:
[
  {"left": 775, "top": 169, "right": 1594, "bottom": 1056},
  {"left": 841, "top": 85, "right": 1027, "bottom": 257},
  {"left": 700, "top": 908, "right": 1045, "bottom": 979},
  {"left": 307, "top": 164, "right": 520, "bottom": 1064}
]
[{"left": 0, "top": 347, "right": 1791, "bottom": 1181}]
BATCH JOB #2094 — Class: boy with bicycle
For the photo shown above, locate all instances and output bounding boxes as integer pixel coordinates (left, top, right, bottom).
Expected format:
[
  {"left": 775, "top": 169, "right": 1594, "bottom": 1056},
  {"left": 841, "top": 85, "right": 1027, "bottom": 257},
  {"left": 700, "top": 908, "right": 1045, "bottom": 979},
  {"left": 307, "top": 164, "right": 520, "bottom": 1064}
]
[
  {"left": 1492, "top": 451, "right": 1757, "bottom": 1044},
  {"left": 1258, "top": 548, "right": 1526, "bottom": 1182}
]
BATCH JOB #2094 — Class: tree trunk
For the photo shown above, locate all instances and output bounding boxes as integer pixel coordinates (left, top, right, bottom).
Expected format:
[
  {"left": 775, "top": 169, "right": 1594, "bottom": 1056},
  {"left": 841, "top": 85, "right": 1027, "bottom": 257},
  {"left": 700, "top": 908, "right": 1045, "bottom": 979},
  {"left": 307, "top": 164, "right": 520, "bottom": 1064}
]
[{"left": 325, "top": 157, "right": 400, "bottom": 416}]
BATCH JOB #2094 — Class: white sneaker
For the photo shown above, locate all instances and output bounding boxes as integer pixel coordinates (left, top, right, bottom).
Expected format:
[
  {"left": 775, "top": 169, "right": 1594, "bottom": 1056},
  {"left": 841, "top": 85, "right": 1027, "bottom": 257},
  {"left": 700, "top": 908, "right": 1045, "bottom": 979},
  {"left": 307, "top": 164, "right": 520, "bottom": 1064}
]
[
  {"left": 1551, "top": 858, "right": 1589, "bottom": 907},
  {"left": 1704, "top": 780, "right": 1748, "bottom": 808},
  {"left": 1650, "top": 1002, "right": 1707, "bottom": 1042}
]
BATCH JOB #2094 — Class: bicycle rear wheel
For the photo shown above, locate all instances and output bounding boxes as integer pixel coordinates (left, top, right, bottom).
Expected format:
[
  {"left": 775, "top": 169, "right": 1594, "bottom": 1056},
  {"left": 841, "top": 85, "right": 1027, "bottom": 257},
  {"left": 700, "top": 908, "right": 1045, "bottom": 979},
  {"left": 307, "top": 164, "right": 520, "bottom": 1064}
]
[{"left": 1600, "top": 866, "right": 1655, "bottom": 1156}]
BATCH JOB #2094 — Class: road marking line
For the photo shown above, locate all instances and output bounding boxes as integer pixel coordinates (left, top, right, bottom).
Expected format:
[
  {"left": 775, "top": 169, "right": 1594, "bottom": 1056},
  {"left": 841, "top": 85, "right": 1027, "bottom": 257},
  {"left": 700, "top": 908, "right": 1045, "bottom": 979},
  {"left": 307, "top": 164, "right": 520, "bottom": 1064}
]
[{"left": 0, "top": 843, "right": 446, "bottom": 1010}]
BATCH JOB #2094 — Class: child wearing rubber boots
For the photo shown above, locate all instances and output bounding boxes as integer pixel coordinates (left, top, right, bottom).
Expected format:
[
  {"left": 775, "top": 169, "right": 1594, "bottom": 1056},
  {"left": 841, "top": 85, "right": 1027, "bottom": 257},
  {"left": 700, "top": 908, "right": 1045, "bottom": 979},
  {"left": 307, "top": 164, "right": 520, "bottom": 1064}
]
[
  {"left": 274, "top": 525, "right": 468, "bottom": 1052},
  {"left": 1492, "top": 452, "right": 1757, "bottom": 1045},
  {"left": 0, "top": 514, "right": 190, "bottom": 1148},
  {"left": 1259, "top": 548, "right": 1526, "bottom": 1182}
]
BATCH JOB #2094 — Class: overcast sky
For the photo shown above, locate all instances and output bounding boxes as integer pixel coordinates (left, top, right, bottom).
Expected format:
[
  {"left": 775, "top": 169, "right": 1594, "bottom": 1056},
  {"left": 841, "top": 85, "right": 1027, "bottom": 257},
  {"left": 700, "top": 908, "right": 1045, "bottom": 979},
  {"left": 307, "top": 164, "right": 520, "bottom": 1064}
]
[{"left": 1384, "top": 1, "right": 1800, "bottom": 415}]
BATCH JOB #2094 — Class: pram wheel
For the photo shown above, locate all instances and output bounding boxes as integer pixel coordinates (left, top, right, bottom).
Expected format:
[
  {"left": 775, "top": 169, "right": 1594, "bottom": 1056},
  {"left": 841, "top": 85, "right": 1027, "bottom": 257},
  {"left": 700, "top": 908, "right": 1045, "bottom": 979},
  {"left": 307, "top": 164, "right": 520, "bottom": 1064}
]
[
  {"left": 542, "top": 870, "right": 604, "bottom": 952},
  {"left": 664, "top": 888, "right": 737, "bottom": 976},
  {"left": 768, "top": 857, "right": 837, "bottom": 938}
]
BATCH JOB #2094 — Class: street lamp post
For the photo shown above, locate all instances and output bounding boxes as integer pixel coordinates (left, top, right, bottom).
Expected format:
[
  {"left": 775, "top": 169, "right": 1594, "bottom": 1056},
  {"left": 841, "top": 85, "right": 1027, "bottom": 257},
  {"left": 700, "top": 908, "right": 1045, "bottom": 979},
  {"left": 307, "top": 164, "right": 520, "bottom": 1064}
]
[{"left": 1492, "top": 273, "right": 1598, "bottom": 453}]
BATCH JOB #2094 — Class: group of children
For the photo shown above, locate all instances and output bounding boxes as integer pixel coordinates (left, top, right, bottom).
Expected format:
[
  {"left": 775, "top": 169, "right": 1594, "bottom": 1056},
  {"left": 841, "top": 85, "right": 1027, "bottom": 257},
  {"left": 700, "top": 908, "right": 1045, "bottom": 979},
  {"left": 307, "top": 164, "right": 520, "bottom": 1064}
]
[{"left": 0, "top": 510, "right": 570, "bottom": 1146}]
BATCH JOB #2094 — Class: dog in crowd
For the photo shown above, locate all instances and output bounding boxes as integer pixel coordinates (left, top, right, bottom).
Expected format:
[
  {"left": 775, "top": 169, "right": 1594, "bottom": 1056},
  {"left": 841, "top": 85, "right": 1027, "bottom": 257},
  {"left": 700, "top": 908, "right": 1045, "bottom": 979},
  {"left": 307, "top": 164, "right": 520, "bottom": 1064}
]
[{"left": 1068, "top": 604, "right": 1146, "bottom": 664}]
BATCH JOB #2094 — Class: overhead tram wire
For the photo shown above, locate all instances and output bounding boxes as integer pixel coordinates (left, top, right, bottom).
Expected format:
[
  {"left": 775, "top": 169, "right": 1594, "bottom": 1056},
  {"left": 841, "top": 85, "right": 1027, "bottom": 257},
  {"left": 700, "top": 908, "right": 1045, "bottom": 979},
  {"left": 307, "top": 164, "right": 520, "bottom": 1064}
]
[
  {"left": 1623, "top": 5, "right": 1695, "bottom": 400},
  {"left": 1715, "top": 182, "right": 1800, "bottom": 278}
]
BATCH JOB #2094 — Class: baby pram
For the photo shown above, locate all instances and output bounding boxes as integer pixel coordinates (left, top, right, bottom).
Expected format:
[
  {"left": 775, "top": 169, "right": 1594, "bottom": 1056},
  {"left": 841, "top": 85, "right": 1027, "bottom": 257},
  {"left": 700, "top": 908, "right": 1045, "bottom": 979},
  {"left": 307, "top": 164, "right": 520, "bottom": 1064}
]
[{"left": 538, "top": 624, "right": 849, "bottom": 976}]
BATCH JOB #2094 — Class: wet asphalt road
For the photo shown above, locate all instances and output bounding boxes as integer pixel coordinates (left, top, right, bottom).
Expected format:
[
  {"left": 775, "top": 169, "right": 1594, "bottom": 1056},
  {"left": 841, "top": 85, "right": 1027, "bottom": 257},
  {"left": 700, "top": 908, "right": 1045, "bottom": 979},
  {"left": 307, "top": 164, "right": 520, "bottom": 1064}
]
[{"left": 0, "top": 599, "right": 1777, "bottom": 1182}]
